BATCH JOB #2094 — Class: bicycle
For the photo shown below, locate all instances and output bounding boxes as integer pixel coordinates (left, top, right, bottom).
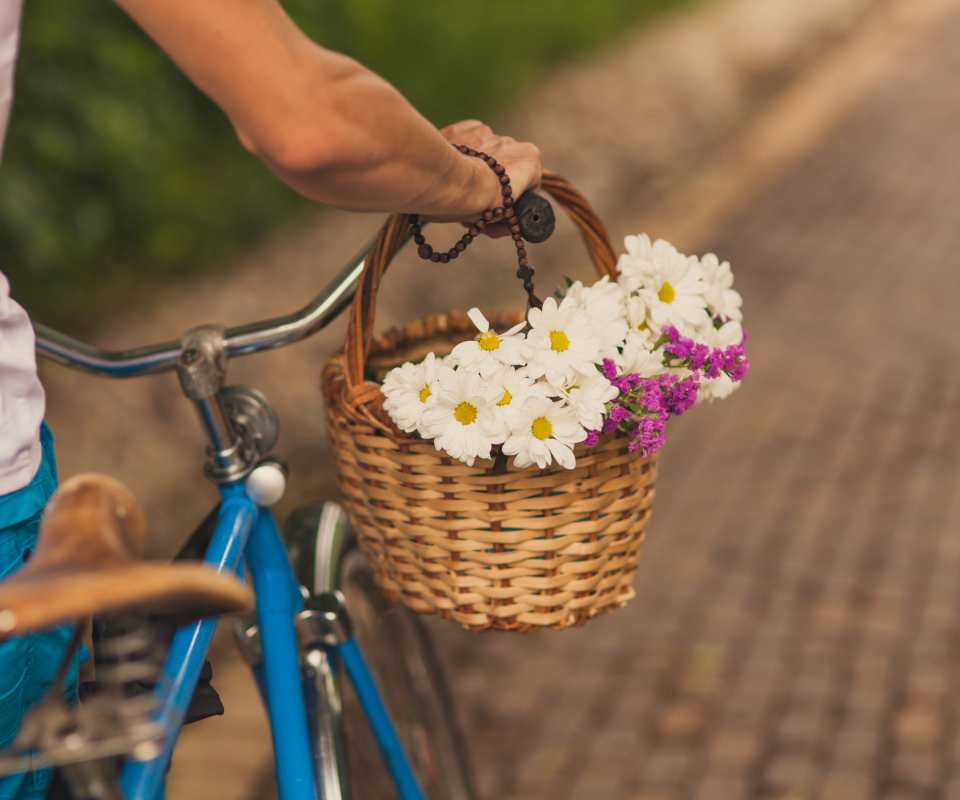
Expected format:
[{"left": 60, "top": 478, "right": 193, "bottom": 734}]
[{"left": 0, "top": 192, "right": 555, "bottom": 800}]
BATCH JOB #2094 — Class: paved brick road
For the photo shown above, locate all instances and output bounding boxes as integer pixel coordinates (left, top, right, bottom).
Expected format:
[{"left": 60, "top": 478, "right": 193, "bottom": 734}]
[{"left": 426, "top": 9, "right": 960, "bottom": 800}]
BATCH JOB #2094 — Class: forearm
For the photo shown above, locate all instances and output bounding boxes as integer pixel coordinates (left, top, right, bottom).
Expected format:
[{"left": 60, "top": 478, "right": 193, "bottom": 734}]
[
  {"left": 250, "top": 59, "right": 496, "bottom": 218},
  {"left": 111, "top": 0, "right": 500, "bottom": 218}
]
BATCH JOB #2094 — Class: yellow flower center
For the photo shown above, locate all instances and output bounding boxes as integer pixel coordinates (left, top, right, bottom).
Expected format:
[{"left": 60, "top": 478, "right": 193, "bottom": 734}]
[
  {"left": 531, "top": 417, "right": 552, "bottom": 440},
  {"left": 658, "top": 282, "right": 676, "bottom": 304},
  {"left": 419, "top": 386, "right": 431, "bottom": 403},
  {"left": 497, "top": 389, "right": 512, "bottom": 406},
  {"left": 454, "top": 401, "right": 477, "bottom": 425},
  {"left": 549, "top": 331, "right": 570, "bottom": 352},
  {"left": 477, "top": 330, "right": 500, "bottom": 351}
]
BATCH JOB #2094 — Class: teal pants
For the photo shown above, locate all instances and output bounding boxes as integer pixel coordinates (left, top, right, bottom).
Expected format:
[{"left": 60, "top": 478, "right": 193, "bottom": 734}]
[{"left": 0, "top": 425, "right": 78, "bottom": 800}]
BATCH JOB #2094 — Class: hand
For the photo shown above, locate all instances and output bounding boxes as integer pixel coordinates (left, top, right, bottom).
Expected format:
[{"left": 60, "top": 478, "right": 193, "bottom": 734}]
[{"left": 426, "top": 120, "right": 542, "bottom": 236}]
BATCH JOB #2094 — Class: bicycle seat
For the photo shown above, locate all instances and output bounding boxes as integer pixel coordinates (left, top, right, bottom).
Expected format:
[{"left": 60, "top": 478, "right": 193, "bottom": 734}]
[{"left": 0, "top": 473, "right": 254, "bottom": 639}]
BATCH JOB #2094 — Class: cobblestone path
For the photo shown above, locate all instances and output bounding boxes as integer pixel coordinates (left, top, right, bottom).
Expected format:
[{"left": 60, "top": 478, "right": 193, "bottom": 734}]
[{"left": 428, "top": 8, "right": 960, "bottom": 800}]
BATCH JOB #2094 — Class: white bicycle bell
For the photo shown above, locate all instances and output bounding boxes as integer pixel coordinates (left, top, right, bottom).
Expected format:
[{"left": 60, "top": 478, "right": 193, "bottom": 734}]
[{"left": 245, "top": 458, "right": 287, "bottom": 506}]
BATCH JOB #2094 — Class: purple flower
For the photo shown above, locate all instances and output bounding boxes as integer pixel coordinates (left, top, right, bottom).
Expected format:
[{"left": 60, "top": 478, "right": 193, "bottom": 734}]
[
  {"left": 703, "top": 351, "right": 723, "bottom": 380},
  {"left": 601, "top": 359, "right": 619, "bottom": 380},
  {"left": 584, "top": 430, "right": 600, "bottom": 447},
  {"left": 729, "top": 356, "right": 750, "bottom": 382},
  {"left": 628, "top": 416, "right": 667, "bottom": 457},
  {"left": 661, "top": 375, "right": 700, "bottom": 415}
]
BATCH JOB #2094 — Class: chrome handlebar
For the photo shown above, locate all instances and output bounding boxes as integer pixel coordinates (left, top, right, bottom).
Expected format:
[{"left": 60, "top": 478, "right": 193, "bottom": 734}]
[{"left": 33, "top": 235, "right": 377, "bottom": 378}]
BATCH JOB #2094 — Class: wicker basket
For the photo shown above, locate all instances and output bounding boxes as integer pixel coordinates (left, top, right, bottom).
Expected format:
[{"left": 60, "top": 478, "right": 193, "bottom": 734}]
[{"left": 321, "top": 172, "right": 657, "bottom": 631}]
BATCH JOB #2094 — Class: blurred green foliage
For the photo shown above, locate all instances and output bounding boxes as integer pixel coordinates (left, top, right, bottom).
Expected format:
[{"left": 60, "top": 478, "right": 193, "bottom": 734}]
[{"left": 0, "top": 0, "right": 693, "bottom": 328}]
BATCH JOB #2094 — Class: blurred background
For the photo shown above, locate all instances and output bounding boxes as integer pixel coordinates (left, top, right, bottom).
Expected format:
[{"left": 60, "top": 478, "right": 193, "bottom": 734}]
[{"left": 5, "top": 0, "right": 960, "bottom": 798}]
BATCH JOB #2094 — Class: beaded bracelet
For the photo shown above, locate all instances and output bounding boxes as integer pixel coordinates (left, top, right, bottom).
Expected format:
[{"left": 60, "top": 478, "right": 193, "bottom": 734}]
[{"left": 408, "top": 143, "right": 541, "bottom": 309}]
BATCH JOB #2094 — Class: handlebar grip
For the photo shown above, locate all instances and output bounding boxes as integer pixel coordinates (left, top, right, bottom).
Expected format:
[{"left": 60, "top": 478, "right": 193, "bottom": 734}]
[{"left": 514, "top": 190, "right": 556, "bottom": 243}]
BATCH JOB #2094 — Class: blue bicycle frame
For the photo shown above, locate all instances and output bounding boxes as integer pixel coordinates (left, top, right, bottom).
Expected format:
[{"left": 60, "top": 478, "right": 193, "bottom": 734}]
[
  {"left": 118, "top": 483, "right": 425, "bottom": 800},
  {"left": 30, "top": 232, "right": 433, "bottom": 800}
]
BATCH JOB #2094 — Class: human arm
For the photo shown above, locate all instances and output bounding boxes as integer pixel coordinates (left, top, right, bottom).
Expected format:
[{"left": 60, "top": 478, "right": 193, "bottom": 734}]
[{"left": 110, "top": 0, "right": 541, "bottom": 222}]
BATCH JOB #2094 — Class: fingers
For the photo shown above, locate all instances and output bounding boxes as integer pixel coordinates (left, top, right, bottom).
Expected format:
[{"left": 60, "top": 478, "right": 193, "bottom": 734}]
[
  {"left": 440, "top": 120, "right": 494, "bottom": 145},
  {"left": 426, "top": 119, "right": 543, "bottom": 227}
]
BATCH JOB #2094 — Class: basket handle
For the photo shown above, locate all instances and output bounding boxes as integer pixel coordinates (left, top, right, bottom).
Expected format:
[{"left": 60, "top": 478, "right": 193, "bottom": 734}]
[{"left": 342, "top": 170, "right": 618, "bottom": 404}]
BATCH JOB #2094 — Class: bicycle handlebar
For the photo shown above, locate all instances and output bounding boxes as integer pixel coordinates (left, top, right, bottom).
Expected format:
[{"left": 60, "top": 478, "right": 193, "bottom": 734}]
[
  {"left": 34, "top": 234, "right": 372, "bottom": 378},
  {"left": 34, "top": 190, "right": 556, "bottom": 378}
]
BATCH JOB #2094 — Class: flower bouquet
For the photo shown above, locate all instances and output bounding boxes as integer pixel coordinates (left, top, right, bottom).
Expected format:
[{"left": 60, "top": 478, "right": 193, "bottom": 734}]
[{"left": 322, "top": 172, "right": 748, "bottom": 631}]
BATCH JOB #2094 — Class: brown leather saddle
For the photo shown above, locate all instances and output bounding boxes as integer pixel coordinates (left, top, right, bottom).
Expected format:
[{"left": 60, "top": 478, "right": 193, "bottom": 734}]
[{"left": 0, "top": 473, "right": 253, "bottom": 638}]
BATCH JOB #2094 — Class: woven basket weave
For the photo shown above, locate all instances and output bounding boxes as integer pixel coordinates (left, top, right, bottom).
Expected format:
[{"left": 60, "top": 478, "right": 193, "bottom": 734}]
[{"left": 321, "top": 172, "right": 657, "bottom": 631}]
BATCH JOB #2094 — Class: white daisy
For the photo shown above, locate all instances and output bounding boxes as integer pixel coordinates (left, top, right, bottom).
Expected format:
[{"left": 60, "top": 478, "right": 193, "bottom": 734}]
[
  {"left": 699, "top": 253, "right": 743, "bottom": 322},
  {"left": 418, "top": 367, "right": 505, "bottom": 466},
  {"left": 381, "top": 352, "right": 442, "bottom": 433},
  {"left": 694, "top": 319, "right": 744, "bottom": 349},
  {"left": 616, "top": 234, "right": 679, "bottom": 295},
  {"left": 449, "top": 308, "right": 526, "bottom": 377},
  {"left": 485, "top": 365, "right": 550, "bottom": 439},
  {"left": 565, "top": 276, "right": 629, "bottom": 360},
  {"left": 556, "top": 372, "right": 620, "bottom": 430},
  {"left": 617, "top": 340, "right": 668, "bottom": 378},
  {"left": 638, "top": 249, "right": 710, "bottom": 332},
  {"left": 503, "top": 396, "right": 587, "bottom": 470},
  {"left": 698, "top": 373, "right": 739, "bottom": 404},
  {"left": 624, "top": 294, "right": 659, "bottom": 349},
  {"left": 522, "top": 296, "right": 604, "bottom": 388}
]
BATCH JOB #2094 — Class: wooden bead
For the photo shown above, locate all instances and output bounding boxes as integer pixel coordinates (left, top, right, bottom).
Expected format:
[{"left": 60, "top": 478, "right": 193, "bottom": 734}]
[
  {"left": 439, "top": 253, "right": 450, "bottom": 264},
  {"left": 510, "top": 224, "right": 521, "bottom": 234},
  {"left": 447, "top": 249, "right": 459, "bottom": 260},
  {"left": 482, "top": 210, "right": 494, "bottom": 222},
  {"left": 486, "top": 157, "right": 497, "bottom": 167},
  {"left": 518, "top": 257, "right": 529, "bottom": 267},
  {"left": 517, "top": 247, "right": 527, "bottom": 259},
  {"left": 494, "top": 165, "right": 505, "bottom": 175},
  {"left": 475, "top": 219, "right": 486, "bottom": 230},
  {"left": 409, "top": 214, "right": 419, "bottom": 224},
  {"left": 476, "top": 152, "right": 487, "bottom": 160},
  {"left": 463, "top": 232, "right": 474, "bottom": 243},
  {"left": 499, "top": 175, "right": 510, "bottom": 185},
  {"left": 430, "top": 252, "right": 441, "bottom": 263},
  {"left": 503, "top": 196, "right": 514, "bottom": 207},
  {"left": 458, "top": 145, "right": 469, "bottom": 154},
  {"left": 414, "top": 234, "right": 425, "bottom": 245},
  {"left": 511, "top": 232, "right": 523, "bottom": 242},
  {"left": 501, "top": 185, "right": 512, "bottom": 197},
  {"left": 418, "top": 243, "right": 433, "bottom": 259},
  {"left": 524, "top": 281, "right": 534, "bottom": 292},
  {"left": 467, "top": 148, "right": 477, "bottom": 157},
  {"left": 455, "top": 240, "right": 467, "bottom": 251}
]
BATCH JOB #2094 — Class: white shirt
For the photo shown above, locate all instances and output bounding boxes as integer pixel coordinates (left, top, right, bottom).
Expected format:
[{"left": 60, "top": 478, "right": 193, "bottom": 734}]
[
  {"left": 0, "top": 0, "right": 46, "bottom": 496},
  {"left": 0, "top": 0, "right": 23, "bottom": 163}
]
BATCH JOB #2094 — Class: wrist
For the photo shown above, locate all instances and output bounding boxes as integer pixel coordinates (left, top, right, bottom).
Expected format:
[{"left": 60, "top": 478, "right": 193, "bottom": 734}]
[
  {"left": 415, "top": 146, "right": 500, "bottom": 221},
  {"left": 462, "top": 151, "right": 502, "bottom": 216}
]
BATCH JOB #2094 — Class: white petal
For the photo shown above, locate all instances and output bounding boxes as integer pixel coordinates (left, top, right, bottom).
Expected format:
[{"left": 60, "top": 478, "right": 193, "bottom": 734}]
[{"left": 467, "top": 307, "right": 490, "bottom": 333}]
